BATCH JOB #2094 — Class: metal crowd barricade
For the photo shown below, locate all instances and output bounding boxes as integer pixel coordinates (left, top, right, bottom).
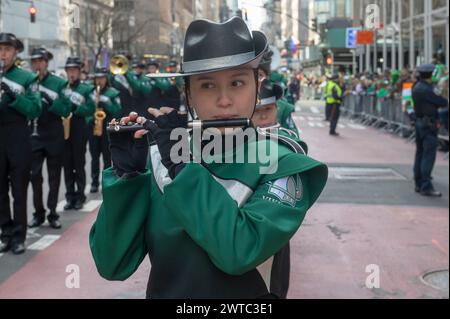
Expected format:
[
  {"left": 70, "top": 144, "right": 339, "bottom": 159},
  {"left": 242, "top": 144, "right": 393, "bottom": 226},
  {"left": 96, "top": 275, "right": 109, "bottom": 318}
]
[{"left": 342, "top": 94, "right": 416, "bottom": 139}]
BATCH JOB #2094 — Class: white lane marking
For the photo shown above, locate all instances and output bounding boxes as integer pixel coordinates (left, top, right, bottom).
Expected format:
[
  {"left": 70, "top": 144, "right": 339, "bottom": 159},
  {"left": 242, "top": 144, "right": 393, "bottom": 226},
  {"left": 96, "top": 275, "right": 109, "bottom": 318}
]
[
  {"left": 80, "top": 200, "right": 102, "bottom": 212},
  {"left": 310, "top": 106, "right": 320, "bottom": 114},
  {"left": 315, "top": 122, "right": 325, "bottom": 128},
  {"left": 27, "top": 228, "right": 42, "bottom": 239},
  {"left": 308, "top": 122, "right": 316, "bottom": 127},
  {"left": 308, "top": 116, "right": 316, "bottom": 121},
  {"left": 338, "top": 124, "right": 346, "bottom": 129},
  {"left": 56, "top": 199, "right": 102, "bottom": 213},
  {"left": 0, "top": 253, "right": 3, "bottom": 258},
  {"left": 28, "top": 235, "right": 61, "bottom": 251},
  {"left": 347, "top": 123, "right": 366, "bottom": 130},
  {"left": 298, "top": 116, "right": 305, "bottom": 121}
]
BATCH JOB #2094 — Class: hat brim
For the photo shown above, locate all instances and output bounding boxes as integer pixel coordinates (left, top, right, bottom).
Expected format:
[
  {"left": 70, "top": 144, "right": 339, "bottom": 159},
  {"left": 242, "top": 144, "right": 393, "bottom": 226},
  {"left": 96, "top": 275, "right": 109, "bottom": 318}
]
[
  {"left": 65, "top": 63, "right": 84, "bottom": 69},
  {"left": 146, "top": 31, "right": 268, "bottom": 79},
  {"left": 0, "top": 39, "right": 24, "bottom": 53},
  {"left": 256, "top": 84, "right": 284, "bottom": 108},
  {"left": 31, "top": 52, "right": 53, "bottom": 61}
]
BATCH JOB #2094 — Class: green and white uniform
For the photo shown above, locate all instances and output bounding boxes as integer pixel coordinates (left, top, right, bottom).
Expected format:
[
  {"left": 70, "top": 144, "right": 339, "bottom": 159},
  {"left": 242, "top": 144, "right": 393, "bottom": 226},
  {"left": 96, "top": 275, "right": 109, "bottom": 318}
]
[
  {"left": 0, "top": 65, "right": 41, "bottom": 243},
  {"left": 90, "top": 130, "right": 327, "bottom": 298}
]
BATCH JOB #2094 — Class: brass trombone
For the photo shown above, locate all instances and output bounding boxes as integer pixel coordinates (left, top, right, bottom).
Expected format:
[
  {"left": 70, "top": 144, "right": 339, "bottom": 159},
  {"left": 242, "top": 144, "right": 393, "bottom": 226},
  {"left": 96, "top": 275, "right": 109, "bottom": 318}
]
[{"left": 109, "top": 55, "right": 129, "bottom": 76}]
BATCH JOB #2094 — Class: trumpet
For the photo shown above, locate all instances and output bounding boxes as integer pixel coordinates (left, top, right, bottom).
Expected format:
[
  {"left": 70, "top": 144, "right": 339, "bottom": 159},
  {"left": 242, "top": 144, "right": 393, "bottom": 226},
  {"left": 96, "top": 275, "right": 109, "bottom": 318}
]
[
  {"left": 62, "top": 81, "right": 72, "bottom": 140},
  {"left": 93, "top": 85, "right": 106, "bottom": 137},
  {"left": 107, "top": 118, "right": 252, "bottom": 133}
]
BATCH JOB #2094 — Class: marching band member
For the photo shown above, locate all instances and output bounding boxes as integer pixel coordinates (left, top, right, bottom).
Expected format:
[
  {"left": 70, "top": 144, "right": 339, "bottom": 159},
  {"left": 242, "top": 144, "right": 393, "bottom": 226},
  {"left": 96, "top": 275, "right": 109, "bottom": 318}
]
[
  {"left": 90, "top": 17, "right": 327, "bottom": 298},
  {"left": 29, "top": 48, "right": 71, "bottom": 229},
  {"left": 0, "top": 33, "right": 42, "bottom": 254},
  {"left": 87, "top": 67, "right": 122, "bottom": 193},
  {"left": 62, "top": 57, "right": 95, "bottom": 211}
]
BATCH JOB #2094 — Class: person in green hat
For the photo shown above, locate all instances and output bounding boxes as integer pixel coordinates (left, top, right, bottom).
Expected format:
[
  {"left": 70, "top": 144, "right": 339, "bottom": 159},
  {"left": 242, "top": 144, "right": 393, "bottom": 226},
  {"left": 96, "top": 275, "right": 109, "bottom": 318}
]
[
  {"left": 90, "top": 17, "right": 327, "bottom": 299},
  {"left": 0, "top": 33, "right": 42, "bottom": 254}
]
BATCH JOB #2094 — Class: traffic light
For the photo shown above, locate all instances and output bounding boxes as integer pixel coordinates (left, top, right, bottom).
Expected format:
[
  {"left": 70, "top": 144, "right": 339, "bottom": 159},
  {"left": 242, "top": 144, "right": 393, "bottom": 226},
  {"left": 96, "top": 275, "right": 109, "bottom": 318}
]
[
  {"left": 311, "top": 18, "right": 318, "bottom": 32},
  {"left": 29, "top": 4, "right": 36, "bottom": 23}
]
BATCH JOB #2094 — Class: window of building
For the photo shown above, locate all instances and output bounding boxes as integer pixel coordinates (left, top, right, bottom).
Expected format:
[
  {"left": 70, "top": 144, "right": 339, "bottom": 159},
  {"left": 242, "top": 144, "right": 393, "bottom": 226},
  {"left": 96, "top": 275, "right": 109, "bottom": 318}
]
[
  {"left": 432, "top": 0, "right": 447, "bottom": 11},
  {"left": 413, "top": 0, "right": 424, "bottom": 15}
]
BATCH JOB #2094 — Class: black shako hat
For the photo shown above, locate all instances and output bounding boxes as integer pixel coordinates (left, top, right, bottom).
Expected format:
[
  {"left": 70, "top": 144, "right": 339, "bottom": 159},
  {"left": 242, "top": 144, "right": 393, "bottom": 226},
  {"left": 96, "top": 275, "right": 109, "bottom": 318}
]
[
  {"left": 256, "top": 79, "right": 283, "bottom": 109},
  {"left": 0, "top": 33, "right": 24, "bottom": 53},
  {"left": 30, "top": 47, "right": 54, "bottom": 61},
  {"left": 65, "top": 56, "right": 83, "bottom": 69},
  {"left": 94, "top": 67, "right": 109, "bottom": 77},
  {"left": 146, "top": 17, "right": 267, "bottom": 78}
]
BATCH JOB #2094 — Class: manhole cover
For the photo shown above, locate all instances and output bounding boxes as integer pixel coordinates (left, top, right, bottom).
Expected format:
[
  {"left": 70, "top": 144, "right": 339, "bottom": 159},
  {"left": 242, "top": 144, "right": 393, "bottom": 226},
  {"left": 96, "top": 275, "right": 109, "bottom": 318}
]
[
  {"left": 329, "top": 167, "right": 407, "bottom": 180},
  {"left": 421, "top": 269, "right": 449, "bottom": 292}
]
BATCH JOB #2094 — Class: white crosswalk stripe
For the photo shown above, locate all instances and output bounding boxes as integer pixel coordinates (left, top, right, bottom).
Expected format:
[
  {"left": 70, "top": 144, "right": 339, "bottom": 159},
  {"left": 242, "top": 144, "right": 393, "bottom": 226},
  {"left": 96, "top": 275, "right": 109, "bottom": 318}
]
[
  {"left": 28, "top": 235, "right": 61, "bottom": 251},
  {"left": 56, "top": 199, "right": 103, "bottom": 213},
  {"left": 310, "top": 106, "right": 320, "bottom": 114},
  {"left": 308, "top": 122, "right": 316, "bottom": 127}
]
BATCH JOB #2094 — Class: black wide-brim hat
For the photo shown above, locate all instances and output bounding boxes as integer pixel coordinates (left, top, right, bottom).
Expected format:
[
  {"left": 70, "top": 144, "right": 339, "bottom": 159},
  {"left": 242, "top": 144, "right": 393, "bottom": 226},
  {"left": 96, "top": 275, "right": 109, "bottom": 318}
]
[
  {"left": 65, "top": 56, "right": 84, "bottom": 69},
  {"left": 0, "top": 33, "right": 24, "bottom": 53},
  {"left": 146, "top": 17, "right": 267, "bottom": 79},
  {"left": 256, "top": 79, "right": 283, "bottom": 109},
  {"left": 94, "top": 67, "right": 109, "bottom": 77},
  {"left": 30, "top": 47, "right": 54, "bottom": 61}
]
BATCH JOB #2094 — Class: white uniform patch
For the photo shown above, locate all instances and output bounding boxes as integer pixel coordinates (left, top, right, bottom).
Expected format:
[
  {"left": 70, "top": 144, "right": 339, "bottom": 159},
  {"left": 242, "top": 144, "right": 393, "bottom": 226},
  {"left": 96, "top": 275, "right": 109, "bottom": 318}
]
[{"left": 267, "top": 174, "right": 303, "bottom": 207}]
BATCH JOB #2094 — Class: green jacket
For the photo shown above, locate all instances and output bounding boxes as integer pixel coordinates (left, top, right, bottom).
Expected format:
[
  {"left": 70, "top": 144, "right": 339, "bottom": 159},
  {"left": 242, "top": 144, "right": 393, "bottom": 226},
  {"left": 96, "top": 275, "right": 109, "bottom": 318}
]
[
  {"left": 0, "top": 65, "right": 41, "bottom": 121},
  {"left": 90, "top": 131, "right": 327, "bottom": 298},
  {"left": 38, "top": 72, "right": 71, "bottom": 118},
  {"left": 111, "top": 71, "right": 171, "bottom": 95},
  {"left": 277, "top": 99, "right": 297, "bottom": 131},
  {"left": 62, "top": 81, "right": 95, "bottom": 118}
]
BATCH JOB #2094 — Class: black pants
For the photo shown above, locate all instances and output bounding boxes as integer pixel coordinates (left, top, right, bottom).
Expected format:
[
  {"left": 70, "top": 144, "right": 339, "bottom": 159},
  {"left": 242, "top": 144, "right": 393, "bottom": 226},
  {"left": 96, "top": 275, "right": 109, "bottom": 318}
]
[
  {"left": 414, "top": 118, "right": 439, "bottom": 192},
  {"left": 325, "top": 103, "right": 333, "bottom": 121},
  {"left": 88, "top": 127, "right": 111, "bottom": 187},
  {"left": 31, "top": 139, "right": 64, "bottom": 220},
  {"left": 0, "top": 126, "right": 32, "bottom": 244},
  {"left": 63, "top": 117, "right": 87, "bottom": 204},
  {"left": 329, "top": 103, "right": 341, "bottom": 134}
]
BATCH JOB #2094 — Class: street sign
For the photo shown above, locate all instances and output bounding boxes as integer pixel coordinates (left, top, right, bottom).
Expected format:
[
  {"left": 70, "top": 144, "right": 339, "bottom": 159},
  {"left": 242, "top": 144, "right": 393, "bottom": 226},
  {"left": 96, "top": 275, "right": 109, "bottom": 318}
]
[
  {"left": 346, "top": 28, "right": 361, "bottom": 49},
  {"left": 356, "top": 30, "right": 374, "bottom": 45}
]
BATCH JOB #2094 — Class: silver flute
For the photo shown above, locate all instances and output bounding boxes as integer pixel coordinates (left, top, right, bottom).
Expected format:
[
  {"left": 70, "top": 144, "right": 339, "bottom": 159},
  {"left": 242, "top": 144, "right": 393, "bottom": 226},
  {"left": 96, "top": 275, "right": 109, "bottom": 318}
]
[{"left": 107, "top": 118, "right": 252, "bottom": 133}]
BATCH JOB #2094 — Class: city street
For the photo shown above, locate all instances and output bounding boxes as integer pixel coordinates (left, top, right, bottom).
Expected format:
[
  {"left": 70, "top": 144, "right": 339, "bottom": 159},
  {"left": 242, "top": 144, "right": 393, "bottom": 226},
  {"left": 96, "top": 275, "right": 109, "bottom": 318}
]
[{"left": 0, "top": 100, "right": 447, "bottom": 299}]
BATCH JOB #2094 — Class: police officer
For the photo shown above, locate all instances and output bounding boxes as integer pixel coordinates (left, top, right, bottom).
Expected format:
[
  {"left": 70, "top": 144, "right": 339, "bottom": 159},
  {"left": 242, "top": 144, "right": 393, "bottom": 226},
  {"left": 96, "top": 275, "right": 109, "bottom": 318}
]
[
  {"left": 0, "top": 33, "right": 41, "bottom": 254},
  {"left": 29, "top": 48, "right": 71, "bottom": 229},
  {"left": 63, "top": 57, "right": 95, "bottom": 210},
  {"left": 326, "top": 73, "right": 343, "bottom": 136},
  {"left": 412, "top": 64, "right": 448, "bottom": 197},
  {"left": 88, "top": 67, "right": 122, "bottom": 193}
]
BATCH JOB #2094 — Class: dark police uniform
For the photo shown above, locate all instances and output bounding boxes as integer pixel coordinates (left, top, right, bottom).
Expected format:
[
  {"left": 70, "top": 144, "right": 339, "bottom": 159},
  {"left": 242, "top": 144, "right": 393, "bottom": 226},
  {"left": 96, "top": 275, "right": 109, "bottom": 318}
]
[
  {"left": 412, "top": 64, "right": 448, "bottom": 196},
  {"left": 62, "top": 57, "right": 95, "bottom": 210},
  {"left": 29, "top": 48, "right": 71, "bottom": 229},
  {"left": 87, "top": 68, "right": 122, "bottom": 193},
  {"left": 326, "top": 75, "right": 343, "bottom": 136},
  {"left": 0, "top": 33, "right": 42, "bottom": 254}
]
